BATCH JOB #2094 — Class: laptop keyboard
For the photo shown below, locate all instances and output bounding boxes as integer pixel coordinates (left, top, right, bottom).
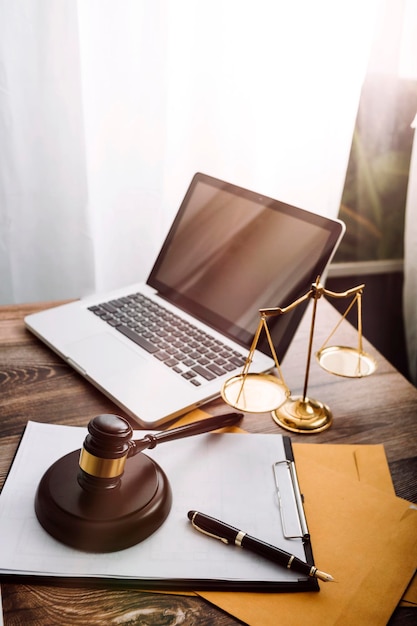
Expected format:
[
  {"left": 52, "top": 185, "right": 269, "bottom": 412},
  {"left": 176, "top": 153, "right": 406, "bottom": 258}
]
[{"left": 88, "top": 293, "right": 247, "bottom": 387}]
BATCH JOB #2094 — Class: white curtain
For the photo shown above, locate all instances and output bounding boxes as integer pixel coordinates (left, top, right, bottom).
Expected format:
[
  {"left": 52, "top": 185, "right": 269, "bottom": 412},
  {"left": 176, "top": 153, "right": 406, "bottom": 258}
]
[
  {"left": 361, "top": 0, "right": 417, "bottom": 384},
  {"left": 404, "top": 114, "right": 417, "bottom": 384},
  {"left": 393, "top": 0, "right": 417, "bottom": 386},
  {"left": 0, "top": 1, "right": 95, "bottom": 301},
  {"left": 1, "top": 0, "right": 379, "bottom": 305},
  {"left": 402, "top": 0, "right": 417, "bottom": 385}
]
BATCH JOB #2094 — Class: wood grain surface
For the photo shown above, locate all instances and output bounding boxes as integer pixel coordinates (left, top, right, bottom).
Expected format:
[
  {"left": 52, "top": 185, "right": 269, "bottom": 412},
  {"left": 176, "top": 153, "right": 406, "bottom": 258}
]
[{"left": 1, "top": 299, "right": 416, "bottom": 625}]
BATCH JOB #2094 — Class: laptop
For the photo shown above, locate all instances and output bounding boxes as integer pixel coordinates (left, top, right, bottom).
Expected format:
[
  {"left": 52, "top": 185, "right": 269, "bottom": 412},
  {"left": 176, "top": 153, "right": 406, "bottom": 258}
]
[{"left": 25, "top": 173, "right": 345, "bottom": 427}]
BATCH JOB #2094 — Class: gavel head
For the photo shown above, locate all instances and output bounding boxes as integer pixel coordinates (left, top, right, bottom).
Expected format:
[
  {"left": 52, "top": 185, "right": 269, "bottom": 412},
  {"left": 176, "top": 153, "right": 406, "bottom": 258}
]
[{"left": 78, "top": 414, "right": 133, "bottom": 492}]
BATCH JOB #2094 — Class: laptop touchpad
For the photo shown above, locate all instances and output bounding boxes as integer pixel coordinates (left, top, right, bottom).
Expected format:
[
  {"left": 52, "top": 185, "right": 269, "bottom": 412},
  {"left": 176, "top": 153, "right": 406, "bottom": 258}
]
[{"left": 66, "top": 333, "right": 147, "bottom": 376}]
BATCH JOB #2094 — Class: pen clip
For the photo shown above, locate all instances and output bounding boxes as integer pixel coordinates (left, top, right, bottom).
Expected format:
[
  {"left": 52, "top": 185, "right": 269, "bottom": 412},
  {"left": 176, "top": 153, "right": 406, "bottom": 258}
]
[
  {"left": 273, "top": 460, "right": 310, "bottom": 541},
  {"left": 190, "top": 512, "right": 229, "bottom": 544}
]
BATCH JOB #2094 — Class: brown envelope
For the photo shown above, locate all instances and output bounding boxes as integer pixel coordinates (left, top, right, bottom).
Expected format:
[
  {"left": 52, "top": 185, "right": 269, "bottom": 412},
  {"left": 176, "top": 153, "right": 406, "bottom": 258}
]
[
  {"left": 402, "top": 576, "right": 417, "bottom": 607},
  {"left": 168, "top": 408, "right": 245, "bottom": 433},
  {"left": 291, "top": 442, "right": 416, "bottom": 607},
  {"left": 292, "top": 442, "right": 395, "bottom": 495}
]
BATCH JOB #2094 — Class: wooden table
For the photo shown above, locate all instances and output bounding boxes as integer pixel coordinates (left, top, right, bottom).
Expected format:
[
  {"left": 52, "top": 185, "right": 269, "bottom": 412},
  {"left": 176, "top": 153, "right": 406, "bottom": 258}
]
[{"left": 1, "top": 299, "right": 416, "bottom": 625}]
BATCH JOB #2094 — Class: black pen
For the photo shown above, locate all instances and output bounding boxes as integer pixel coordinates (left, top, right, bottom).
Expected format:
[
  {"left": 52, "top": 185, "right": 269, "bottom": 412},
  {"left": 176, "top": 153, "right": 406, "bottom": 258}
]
[{"left": 188, "top": 510, "right": 334, "bottom": 582}]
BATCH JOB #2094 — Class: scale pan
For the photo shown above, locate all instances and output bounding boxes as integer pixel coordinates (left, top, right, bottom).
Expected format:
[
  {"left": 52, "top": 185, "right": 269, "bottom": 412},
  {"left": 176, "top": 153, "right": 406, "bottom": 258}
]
[
  {"left": 221, "top": 373, "right": 288, "bottom": 413},
  {"left": 317, "top": 345, "right": 376, "bottom": 378}
]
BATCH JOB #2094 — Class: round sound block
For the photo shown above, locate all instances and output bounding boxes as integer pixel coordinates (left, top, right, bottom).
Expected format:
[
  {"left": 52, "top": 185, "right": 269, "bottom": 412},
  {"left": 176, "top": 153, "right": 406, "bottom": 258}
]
[{"left": 35, "top": 450, "right": 172, "bottom": 552}]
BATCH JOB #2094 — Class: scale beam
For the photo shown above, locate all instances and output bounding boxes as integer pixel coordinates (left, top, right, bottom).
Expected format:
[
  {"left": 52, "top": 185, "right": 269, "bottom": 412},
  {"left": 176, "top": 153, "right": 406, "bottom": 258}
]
[{"left": 221, "top": 278, "right": 376, "bottom": 433}]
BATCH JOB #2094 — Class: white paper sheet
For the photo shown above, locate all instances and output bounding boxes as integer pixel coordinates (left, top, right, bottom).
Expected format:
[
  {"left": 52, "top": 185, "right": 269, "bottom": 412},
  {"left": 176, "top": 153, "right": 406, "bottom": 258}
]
[{"left": 0, "top": 422, "right": 309, "bottom": 586}]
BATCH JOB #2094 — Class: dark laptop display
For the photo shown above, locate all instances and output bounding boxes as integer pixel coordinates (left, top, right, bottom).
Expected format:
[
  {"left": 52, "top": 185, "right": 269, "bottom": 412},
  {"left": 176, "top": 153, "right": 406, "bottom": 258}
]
[{"left": 149, "top": 174, "right": 344, "bottom": 360}]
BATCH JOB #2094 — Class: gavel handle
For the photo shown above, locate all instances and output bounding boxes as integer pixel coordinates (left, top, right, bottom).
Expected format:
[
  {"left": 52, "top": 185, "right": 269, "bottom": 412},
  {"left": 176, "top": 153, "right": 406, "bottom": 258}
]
[{"left": 128, "top": 412, "right": 243, "bottom": 456}]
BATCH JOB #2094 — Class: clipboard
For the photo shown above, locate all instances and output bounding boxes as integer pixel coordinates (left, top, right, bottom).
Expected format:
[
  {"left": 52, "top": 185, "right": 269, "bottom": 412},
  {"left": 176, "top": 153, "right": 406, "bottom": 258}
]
[{"left": 0, "top": 421, "right": 319, "bottom": 592}]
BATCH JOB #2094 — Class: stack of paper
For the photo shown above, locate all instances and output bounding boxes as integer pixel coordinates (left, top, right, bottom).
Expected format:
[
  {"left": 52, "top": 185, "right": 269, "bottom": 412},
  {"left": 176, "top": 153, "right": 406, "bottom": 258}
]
[
  {"left": 0, "top": 410, "right": 416, "bottom": 625},
  {"left": 0, "top": 421, "right": 317, "bottom": 591}
]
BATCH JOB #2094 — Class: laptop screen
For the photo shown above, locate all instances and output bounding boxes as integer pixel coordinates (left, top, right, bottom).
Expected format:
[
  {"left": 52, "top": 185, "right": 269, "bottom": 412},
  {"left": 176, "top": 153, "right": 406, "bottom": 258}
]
[{"left": 148, "top": 173, "right": 344, "bottom": 360}]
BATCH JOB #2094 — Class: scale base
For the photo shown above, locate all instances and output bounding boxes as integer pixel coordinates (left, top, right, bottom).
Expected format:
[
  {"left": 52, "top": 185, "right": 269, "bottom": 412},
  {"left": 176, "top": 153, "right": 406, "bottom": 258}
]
[
  {"left": 272, "top": 396, "right": 333, "bottom": 433},
  {"left": 35, "top": 450, "right": 172, "bottom": 552}
]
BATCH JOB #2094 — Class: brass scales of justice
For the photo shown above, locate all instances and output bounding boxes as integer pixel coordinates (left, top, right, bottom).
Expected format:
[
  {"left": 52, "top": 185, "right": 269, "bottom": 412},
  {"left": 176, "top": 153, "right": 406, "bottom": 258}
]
[{"left": 221, "top": 277, "right": 377, "bottom": 433}]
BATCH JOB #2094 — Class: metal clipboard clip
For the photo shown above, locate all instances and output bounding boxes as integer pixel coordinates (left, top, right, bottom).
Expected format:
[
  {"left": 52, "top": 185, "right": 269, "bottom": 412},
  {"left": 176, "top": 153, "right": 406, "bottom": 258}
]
[{"left": 273, "top": 459, "right": 310, "bottom": 541}]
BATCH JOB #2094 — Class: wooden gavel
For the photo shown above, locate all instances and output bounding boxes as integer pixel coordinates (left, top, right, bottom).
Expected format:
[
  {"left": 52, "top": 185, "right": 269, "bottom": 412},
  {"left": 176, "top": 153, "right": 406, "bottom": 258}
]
[{"left": 35, "top": 411, "right": 242, "bottom": 552}]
